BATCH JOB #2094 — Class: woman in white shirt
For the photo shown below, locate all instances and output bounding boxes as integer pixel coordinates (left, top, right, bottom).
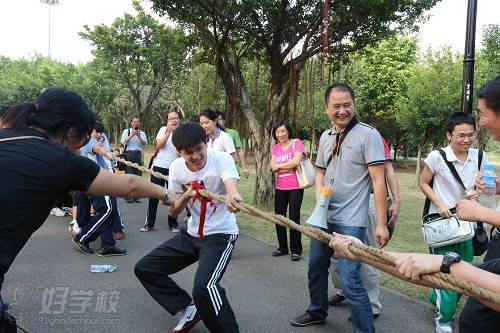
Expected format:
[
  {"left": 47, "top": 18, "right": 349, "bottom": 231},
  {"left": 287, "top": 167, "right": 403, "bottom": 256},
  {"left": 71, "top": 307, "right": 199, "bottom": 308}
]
[
  {"left": 140, "top": 111, "right": 181, "bottom": 233},
  {"left": 199, "top": 109, "right": 236, "bottom": 159}
]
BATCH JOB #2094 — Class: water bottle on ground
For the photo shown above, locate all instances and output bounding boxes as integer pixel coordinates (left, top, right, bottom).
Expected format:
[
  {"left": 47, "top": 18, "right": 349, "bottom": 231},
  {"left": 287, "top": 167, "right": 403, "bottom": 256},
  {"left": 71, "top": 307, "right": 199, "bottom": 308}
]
[
  {"left": 480, "top": 162, "right": 497, "bottom": 209},
  {"left": 91, "top": 264, "right": 118, "bottom": 273}
]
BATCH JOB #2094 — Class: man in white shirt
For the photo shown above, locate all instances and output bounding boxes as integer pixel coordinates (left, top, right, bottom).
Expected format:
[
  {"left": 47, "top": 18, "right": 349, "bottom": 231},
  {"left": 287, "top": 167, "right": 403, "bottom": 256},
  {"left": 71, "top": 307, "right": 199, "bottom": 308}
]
[
  {"left": 134, "top": 123, "right": 242, "bottom": 333},
  {"left": 419, "top": 112, "right": 485, "bottom": 333},
  {"left": 121, "top": 116, "right": 148, "bottom": 203}
]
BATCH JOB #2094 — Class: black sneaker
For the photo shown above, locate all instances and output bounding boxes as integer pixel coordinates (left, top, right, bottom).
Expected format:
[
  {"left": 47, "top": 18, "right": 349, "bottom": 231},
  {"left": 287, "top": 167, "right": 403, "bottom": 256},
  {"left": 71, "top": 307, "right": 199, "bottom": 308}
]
[
  {"left": 72, "top": 237, "right": 94, "bottom": 254},
  {"left": 328, "top": 293, "right": 346, "bottom": 306},
  {"left": 97, "top": 247, "right": 127, "bottom": 257},
  {"left": 272, "top": 249, "right": 289, "bottom": 257},
  {"left": 290, "top": 311, "right": 326, "bottom": 327}
]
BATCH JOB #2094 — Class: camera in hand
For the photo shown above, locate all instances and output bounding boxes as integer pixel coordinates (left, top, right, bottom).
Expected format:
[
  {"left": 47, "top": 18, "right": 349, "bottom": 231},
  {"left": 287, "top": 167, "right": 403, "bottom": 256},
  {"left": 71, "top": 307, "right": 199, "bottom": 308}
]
[{"left": 134, "top": 127, "right": 139, "bottom": 131}]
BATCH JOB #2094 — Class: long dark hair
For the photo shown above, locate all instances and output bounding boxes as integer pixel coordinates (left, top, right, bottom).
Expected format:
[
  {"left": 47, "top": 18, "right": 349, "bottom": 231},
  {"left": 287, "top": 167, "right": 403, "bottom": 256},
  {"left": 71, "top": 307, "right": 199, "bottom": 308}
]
[
  {"left": 199, "top": 108, "right": 224, "bottom": 130},
  {"left": 1, "top": 88, "right": 95, "bottom": 140}
]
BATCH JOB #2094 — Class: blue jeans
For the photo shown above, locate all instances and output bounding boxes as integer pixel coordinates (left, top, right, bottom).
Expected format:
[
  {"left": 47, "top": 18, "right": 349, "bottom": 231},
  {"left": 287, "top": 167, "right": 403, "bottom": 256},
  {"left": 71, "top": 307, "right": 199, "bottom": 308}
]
[{"left": 307, "top": 224, "right": 374, "bottom": 333}]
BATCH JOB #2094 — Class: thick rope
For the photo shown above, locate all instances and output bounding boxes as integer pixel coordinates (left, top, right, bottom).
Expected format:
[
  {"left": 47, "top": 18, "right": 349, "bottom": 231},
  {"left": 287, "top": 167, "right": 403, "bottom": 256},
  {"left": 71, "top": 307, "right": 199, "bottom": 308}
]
[{"left": 114, "top": 154, "right": 500, "bottom": 305}]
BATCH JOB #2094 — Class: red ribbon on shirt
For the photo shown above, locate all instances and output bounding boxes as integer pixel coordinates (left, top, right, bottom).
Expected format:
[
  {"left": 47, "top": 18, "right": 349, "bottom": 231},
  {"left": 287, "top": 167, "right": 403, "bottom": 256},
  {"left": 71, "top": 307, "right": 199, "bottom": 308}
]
[{"left": 190, "top": 181, "right": 217, "bottom": 240}]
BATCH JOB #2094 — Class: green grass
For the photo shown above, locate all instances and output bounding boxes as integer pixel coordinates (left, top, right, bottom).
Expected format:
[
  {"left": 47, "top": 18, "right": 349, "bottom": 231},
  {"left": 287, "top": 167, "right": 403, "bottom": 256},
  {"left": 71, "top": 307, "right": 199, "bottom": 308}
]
[{"left": 140, "top": 145, "right": 494, "bottom": 304}]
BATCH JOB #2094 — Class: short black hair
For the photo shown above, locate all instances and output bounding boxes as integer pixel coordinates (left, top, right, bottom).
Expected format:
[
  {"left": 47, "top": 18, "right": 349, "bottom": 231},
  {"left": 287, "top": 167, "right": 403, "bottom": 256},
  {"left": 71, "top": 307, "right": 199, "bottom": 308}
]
[
  {"left": 477, "top": 76, "right": 500, "bottom": 115},
  {"left": 324, "top": 83, "right": 355, "bottom": 105},
  {"left": 172, "top": 123, "right": 207, "bottom": 152},
  {"left": 271, "top": 120, "right": 294, "bottom": 141},
  {"left": 189, "top": 114, "right": 200, "bottom": 123},
  {"left": 444, "top": 112, "right": 476, "bottom": 133},
  {"left": 94, "top": 122, "right": 105, "bottom": 133}
]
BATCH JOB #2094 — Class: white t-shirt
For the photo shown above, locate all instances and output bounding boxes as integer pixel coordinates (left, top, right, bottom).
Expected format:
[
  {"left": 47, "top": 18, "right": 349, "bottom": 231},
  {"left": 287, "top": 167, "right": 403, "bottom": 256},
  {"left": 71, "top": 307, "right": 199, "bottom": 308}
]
[
  {"left": 207, "top": 129, "right": 236, "bottom": 154},
  {"left": 153, "top": 126, "right": 179, "bottom": 169},
  {"left": 424, "top": 146, "right": 487, "bottom": 213},
  {"left": 169, "top": 150, "right": 240, "bottom": 237}
]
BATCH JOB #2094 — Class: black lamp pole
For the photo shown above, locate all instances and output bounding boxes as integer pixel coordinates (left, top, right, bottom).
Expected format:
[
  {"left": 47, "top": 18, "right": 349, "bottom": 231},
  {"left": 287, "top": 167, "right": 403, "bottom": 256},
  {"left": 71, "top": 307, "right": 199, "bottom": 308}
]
[{"left": 461, "top": 0, "right": 478, "bottom": 114}]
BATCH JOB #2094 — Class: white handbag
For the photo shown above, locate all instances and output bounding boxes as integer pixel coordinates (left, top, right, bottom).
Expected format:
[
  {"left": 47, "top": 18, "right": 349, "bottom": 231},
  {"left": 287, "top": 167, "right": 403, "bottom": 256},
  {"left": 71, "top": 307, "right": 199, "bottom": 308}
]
[
  {"left": 295, "top": 156, "right": 315, "bottom": 189},
  {"left": 292, "top": 139, "right": 315, "bottom": 189},
  {"left": 422, "top": 208, "right": 474, "bottom": 248}
]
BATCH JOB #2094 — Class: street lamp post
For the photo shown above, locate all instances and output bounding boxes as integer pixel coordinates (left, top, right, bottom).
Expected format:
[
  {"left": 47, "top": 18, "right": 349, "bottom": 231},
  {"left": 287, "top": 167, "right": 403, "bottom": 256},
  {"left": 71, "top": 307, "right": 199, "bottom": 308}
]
[
  {"left": 461, "top": 0, "right": 478, "bottom": 114},
  {"left": 40, "top": 0, "right": 60, "bottom": 59}
]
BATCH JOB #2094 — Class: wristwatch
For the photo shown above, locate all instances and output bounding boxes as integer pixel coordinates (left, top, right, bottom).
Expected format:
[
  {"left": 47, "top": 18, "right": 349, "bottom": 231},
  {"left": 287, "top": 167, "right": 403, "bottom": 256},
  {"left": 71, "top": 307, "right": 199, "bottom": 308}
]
[{"left": 440, "top": 252, "right": 461, "bottom": 274}]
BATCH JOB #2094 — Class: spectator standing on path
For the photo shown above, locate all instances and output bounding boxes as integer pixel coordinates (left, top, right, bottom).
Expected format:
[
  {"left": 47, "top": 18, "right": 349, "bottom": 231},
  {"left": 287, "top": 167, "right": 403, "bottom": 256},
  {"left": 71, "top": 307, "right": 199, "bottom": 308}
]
[
  {"left": 141, "top": 110, "right": 180, "bottom": 233},
  {"left": 270, "top": 120, "right": 304, "bottom": 262},
  {"left": 216, "top": 111, "right": 250, "bottom": 178},
  {"left": 290, "top": 83, "right": 389, "bottom": 332},
  {"left": 121, "top": 116, "right": 148, "bottom": 203},
  {"left": 135, "top": 122, "right": 242, "bottom": 333},
  {"left": 328, "top": 135, "right": 401, "bottom": 319},
  {"left": 0, "top": 88, "right": 174, "bottom": 331},
  {"left": 419, "top": 112, "right": 485, "bottom": 333}
]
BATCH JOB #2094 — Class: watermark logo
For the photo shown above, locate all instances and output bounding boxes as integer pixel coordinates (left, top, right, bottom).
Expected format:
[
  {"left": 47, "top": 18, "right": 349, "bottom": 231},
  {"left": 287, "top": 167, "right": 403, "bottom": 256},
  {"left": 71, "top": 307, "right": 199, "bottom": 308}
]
[{"left": 8, "top": 284, "right": 121, "bottom": 327}]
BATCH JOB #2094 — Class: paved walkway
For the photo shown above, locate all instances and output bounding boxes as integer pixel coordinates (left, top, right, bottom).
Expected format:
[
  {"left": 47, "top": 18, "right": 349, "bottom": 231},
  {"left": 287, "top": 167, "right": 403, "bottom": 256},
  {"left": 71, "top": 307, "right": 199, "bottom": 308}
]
[{"left": 2, "top": 199, "right": 447, "bottom": 332}]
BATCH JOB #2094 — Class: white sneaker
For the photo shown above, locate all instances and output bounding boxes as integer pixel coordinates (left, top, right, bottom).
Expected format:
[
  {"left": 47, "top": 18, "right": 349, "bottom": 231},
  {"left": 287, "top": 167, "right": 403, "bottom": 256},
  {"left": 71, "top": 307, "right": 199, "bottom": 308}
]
[
  {"left": 50, "top": 207, "right": 66, "bottom": 217},
  {"left": 139, "top": 226, "right": 152, "bottom": 232},
  {"left": 171, "top": 228, "right": 179, "bottom": 233},
  {"left": 435, "top": 320, "right": 453, "bottom": 333},
  {"left": 172, "top": 304, "right": 201, "bottom": 333},
  {"left": 68, "top": 221, "right": 81, "bottom": 235}
]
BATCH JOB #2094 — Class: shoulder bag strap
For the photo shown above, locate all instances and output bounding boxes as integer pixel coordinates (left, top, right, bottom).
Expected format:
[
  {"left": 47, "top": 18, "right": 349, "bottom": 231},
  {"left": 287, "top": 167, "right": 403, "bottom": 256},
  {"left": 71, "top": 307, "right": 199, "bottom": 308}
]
[{"left": 437, "top": 148, "right": 466, "bottom": 190}]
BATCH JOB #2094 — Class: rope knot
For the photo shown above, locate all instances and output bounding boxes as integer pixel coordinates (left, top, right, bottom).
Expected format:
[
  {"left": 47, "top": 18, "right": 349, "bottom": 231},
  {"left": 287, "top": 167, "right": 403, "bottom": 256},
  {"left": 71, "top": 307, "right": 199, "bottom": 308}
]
[{"left": 190, "top": 181, "right": 217, "bottom": 240}]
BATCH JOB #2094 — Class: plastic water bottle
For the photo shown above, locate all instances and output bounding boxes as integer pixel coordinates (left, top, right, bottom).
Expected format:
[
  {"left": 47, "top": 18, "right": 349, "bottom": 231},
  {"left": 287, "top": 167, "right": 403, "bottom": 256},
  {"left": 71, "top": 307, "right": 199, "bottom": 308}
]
[
  {"left": 480, "top": 162, "right": 497, "bottom": 209},
  {"left": 91, "top": 264, "right": 118, "bottom": 273}
]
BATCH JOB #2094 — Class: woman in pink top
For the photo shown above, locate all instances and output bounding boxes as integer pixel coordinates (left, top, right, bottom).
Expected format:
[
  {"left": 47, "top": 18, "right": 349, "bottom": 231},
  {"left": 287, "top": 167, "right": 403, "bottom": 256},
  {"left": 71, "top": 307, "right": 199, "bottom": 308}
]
[{"left": 270, "top": 120, "right": 304, "bottom": 261}]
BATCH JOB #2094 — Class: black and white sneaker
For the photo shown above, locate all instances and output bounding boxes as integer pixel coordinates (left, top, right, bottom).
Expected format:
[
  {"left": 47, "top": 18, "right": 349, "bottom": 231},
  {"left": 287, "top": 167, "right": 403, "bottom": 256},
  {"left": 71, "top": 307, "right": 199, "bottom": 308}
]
[
  {"left": 171, "top": 304, "right": 201, "bottom": 333},
  {"left": 139, "top": 226, "right": 152, "bottom": 232},
  {"left": 72, "top": 237, "right": 93, "bottom": 254},
  {"left": 97, "top": 247, "right": 127, "bottom": 257}
]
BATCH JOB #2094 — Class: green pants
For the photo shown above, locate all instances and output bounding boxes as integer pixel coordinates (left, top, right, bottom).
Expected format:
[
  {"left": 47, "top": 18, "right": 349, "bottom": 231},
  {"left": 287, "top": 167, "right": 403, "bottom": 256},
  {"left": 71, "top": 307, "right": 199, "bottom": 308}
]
[{"left": 429, "top": 239, "right": 473, "bottom": 324}]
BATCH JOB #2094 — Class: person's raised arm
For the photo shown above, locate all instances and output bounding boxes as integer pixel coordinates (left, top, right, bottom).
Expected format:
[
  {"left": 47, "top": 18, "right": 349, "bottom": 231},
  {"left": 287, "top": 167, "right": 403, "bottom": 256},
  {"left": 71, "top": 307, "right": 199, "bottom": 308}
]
[{"left": 86, "top": 169, "right": 173, "bottom": 205}]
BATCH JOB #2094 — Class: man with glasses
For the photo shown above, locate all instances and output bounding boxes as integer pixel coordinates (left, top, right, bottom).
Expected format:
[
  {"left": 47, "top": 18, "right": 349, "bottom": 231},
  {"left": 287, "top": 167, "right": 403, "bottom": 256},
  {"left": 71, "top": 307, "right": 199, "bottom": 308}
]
[
  {"left": 419, "top": 111, "right": 486, "bottom": 333},
  {"left": 141, "top": 111, "right": 181, "bottom": 233}
]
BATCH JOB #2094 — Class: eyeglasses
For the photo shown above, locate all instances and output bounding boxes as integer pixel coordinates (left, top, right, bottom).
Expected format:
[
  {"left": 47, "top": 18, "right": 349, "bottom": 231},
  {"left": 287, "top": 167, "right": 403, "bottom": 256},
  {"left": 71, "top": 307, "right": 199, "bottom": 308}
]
[{"left": 452, "top": 133, "right": 476, "bottom": 141}]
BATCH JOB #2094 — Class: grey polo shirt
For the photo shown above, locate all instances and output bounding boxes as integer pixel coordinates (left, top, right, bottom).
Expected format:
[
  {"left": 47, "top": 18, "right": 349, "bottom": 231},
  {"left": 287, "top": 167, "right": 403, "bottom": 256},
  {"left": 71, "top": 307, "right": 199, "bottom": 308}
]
[{"left": 315, "top": 122, "right": 385, "bottom": 227}]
